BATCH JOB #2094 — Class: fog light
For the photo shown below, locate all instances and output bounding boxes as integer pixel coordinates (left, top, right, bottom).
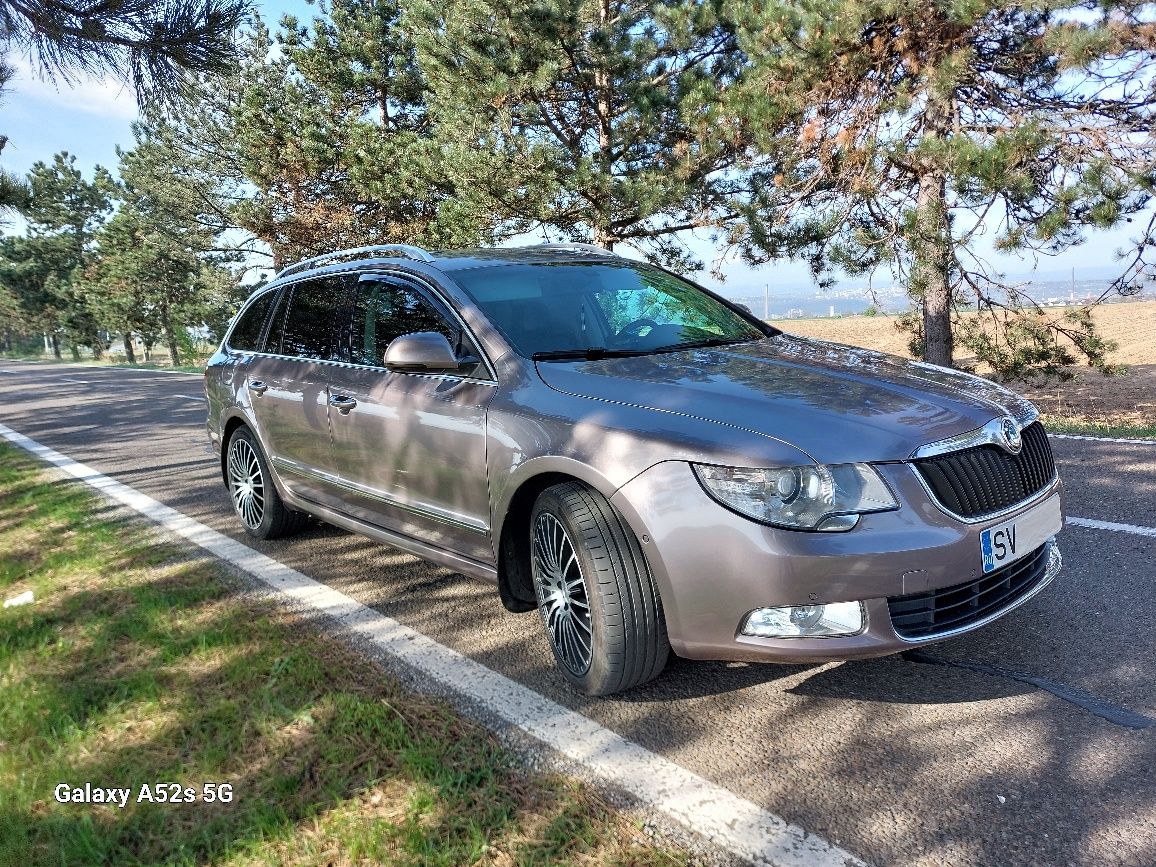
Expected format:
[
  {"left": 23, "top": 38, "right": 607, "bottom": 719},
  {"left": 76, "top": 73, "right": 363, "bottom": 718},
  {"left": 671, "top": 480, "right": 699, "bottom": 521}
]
[{"left": 740, "top": 602, "right": 865, "bottom": 638}]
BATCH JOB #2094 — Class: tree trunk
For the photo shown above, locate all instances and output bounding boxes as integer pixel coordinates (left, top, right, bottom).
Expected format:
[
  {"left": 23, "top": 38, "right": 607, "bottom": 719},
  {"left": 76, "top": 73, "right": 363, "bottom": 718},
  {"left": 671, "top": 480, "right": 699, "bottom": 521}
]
[
  {"left": 593, "top": 0, "right": 614, "bottom": 251},
  {"left": 70, "top": 342, "right": 80, "bottom": 361},
  {"left": 123, "top": 329, "right": 136, "bottom": 364},
  {"left": 913, "top": 93, "right": 954, "bottom": 368},
  {"left": 914, "top": 170, "right": 953, "bottom": 367},
  {"left": 51, "top": 332, "right": 62, "bottom": 359},
  {"left": 379, "top": 83, "right": 390, "bottom": 128},
  {"left": 162, "top": 309, "right": 181, "bottom": 367}
]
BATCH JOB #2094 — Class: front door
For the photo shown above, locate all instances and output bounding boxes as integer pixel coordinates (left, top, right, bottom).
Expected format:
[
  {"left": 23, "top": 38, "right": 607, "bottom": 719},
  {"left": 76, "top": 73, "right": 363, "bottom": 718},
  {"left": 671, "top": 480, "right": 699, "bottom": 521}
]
[{"left": 326, "top": 274, "right": 497, "bottom": 564}]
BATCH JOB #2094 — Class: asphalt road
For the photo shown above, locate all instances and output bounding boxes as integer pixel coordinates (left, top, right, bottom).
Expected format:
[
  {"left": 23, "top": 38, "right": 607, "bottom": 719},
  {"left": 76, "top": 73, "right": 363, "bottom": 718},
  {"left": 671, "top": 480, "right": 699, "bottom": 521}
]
[{"left": 2, "top": 361, "right": 1154, "bottom": 867}]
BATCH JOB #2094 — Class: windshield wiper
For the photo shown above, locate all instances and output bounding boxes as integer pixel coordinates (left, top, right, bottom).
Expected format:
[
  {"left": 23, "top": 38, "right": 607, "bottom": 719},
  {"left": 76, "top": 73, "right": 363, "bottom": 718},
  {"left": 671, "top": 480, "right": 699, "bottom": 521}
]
[
  {"left": 651, "top": 336, "right": 746, "bottom": 353},
  {"left": 531, "top": 347, "right": 650, "bottom": 361}
]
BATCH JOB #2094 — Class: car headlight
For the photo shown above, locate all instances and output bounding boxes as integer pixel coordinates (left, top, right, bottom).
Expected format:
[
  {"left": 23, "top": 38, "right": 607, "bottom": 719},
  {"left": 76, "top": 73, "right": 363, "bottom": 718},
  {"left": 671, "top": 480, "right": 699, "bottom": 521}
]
[{"left": 692, "top": 462, "right": 898, "bottom": 531}]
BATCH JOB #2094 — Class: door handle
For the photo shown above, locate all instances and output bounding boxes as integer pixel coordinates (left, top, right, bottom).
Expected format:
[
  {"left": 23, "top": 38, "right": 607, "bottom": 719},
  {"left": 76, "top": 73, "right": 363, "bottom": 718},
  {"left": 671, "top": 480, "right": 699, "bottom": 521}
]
[
  {"left": 248, "top": 379, "right": 268, "bottom": 395},
  {"left": 329, "top": 395, "right": 358, "bottom": 414}
]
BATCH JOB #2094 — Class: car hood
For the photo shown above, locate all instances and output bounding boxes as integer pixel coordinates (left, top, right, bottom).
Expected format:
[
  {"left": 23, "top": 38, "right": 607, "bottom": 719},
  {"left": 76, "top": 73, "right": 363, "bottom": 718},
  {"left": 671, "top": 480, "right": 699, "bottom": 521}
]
[{"left": 533, "top": 334, "right": 1037, "bottom": 464}]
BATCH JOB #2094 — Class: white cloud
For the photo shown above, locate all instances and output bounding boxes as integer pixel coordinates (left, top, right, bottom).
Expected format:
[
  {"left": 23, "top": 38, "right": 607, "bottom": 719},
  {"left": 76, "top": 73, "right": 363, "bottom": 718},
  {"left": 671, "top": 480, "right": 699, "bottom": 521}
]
[{"left": 8, "top": 55, "right": 138, "bottom": 121}]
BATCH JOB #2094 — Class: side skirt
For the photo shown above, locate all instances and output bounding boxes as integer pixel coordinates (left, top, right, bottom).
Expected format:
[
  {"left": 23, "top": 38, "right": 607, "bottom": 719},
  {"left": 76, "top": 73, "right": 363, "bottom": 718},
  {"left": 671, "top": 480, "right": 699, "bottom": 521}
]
[{"left": 282, "top": 488, "right": 499, "bottom": 585}]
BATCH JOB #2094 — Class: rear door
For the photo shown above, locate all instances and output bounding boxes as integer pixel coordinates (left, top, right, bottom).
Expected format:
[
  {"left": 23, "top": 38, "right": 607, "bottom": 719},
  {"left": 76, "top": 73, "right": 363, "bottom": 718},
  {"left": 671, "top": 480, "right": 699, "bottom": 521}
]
[
  {"left": 244, "top": 273, "right": 354, "bottom": 509},
  {"left": 326, "top": 274, "right": 497, "bottom": 564}
]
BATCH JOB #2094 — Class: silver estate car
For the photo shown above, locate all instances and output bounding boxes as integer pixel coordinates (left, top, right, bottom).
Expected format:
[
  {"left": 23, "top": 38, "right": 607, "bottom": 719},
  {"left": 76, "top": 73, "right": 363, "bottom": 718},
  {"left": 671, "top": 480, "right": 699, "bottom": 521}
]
[{"left": 205, "top": 243, "right": 1064, "bottom": 695}]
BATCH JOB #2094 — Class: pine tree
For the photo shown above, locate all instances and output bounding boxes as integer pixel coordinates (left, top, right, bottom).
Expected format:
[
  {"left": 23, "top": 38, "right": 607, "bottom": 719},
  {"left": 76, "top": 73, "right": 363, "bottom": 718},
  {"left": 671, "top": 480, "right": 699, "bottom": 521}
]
[
  {"left": 129, "top": 6, "right": 497, "bottom": 270},
  {"left": 246, "top": 2, "right": 494, "bottom": 264},
  {"left": 84, "top": 140, "right": 241, "bottom": 366},
  {"left": 0, "top": 153, "right": 115, "bottom": 358},
  {"left": 409, "top": 0, "right": 750, "bottom": 270},
  {"left": 727, "top": 0, "right": 1155, "bottom": 373},
  {"left": 88, "top": 203, "right": 233, "bottom": 367}
]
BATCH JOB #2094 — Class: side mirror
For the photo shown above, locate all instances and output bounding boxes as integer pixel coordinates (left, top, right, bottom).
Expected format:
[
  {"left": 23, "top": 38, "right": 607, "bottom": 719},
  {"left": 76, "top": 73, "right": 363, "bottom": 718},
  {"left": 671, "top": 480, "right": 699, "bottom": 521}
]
[{"left": 384, "top": 332, "right": 460, "bottom": 371}]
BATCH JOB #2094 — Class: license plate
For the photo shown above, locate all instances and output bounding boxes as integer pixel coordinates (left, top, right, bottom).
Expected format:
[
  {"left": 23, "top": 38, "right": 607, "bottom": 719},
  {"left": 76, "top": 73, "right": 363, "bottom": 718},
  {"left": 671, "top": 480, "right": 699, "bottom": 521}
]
[{"left": 980, "top": 495, "right": 1063, "bottom": 574}]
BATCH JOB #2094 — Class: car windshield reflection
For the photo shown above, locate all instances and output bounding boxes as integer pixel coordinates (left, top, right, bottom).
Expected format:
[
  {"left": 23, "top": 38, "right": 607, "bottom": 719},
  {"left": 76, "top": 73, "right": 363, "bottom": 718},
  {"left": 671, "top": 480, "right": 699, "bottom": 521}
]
[{"left": 452, "top": 261, "right": 766, "bottom": 357}]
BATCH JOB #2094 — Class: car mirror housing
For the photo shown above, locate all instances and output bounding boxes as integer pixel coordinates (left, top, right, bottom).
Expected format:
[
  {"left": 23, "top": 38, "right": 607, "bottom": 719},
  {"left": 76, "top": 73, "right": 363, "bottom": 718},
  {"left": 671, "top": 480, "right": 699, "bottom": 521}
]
[{"left": 384, "top": 332, "right": 460, "bottom": 371}]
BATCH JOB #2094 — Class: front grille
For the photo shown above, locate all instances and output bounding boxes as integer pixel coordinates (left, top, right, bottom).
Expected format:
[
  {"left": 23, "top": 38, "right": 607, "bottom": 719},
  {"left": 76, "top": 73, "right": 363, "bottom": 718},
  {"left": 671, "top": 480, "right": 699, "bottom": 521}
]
[
  {"left": 913, "top": 421, "right": 1055, "bottom": 519},
  {"left": 888, "top": 543, "right": 1051, "bottom": 639}
]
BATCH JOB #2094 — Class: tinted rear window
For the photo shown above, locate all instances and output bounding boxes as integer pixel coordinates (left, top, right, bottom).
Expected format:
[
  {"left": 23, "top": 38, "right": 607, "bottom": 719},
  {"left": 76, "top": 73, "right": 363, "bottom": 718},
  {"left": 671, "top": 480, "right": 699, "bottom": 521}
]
[
  {"left": 227, "top": 289, "right": 276, "bottom": 351},
  {"left": 272, "top": 276, "right": 352, "bottom": 361}
]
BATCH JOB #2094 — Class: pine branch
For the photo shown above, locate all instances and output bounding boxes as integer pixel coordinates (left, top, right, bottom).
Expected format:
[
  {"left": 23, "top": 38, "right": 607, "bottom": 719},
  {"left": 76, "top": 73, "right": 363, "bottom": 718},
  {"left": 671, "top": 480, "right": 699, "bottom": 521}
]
[{"left": 0, "top": 0, "right": 248, "bottom": 106}]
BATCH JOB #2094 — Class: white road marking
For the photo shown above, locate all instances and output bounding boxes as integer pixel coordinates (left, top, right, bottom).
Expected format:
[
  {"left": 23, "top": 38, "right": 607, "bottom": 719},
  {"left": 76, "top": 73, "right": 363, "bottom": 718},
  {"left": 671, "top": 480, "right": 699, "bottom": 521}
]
[
  {"left": 177, "top": 395, "right": 205, "bottom": 402},
  {"left": 3, "top": 359, "right": 202, "bottom": 376},
  {"left": 1050, "top": 433, "right": 1155, "bottom": 446},
  {"left": 1066, "top": 516, "right": 1156, "bottom": 538},
  {"left": 58, "top": 378, "right": 90, "bottom": 385},
  {"left": 118, "top": 367, "right": 202, "bottom": 377},
  {"left": 0, "top": 422, "right": 862, "bottom": 867}
]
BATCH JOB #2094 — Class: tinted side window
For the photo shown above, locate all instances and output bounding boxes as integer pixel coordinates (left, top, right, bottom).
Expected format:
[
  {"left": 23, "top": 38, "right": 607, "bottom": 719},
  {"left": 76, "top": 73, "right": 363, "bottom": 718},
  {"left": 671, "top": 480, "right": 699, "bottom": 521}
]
[
  {"left": 350, "top": 280, "right": 460, "bottom": 367},
  {"left": 274, "top": 276, "right": 352, "bottom": 361},
  {"left": 227, "top": 289, "right": 276, "bottom": 351}
]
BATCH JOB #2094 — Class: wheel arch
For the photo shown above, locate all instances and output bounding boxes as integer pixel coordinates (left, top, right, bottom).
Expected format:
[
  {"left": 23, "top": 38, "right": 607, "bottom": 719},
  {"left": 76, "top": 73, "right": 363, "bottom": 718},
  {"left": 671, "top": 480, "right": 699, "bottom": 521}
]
[
  {"left": 219, "top": 412, "right": 252, "bottom": 487},
  {"left": 493, "top": 457, "right": 644, "bottom": 614}
]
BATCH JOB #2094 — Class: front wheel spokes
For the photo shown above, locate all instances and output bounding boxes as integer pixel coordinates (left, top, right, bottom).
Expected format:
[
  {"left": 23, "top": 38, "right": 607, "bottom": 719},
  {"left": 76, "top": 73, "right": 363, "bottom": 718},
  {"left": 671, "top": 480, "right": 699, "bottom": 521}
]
[
  {"left": 240, "top": 493, "right": 255, "bottom": 527},
  {"left": 228, "top": 439, "right": 265, "bottom": 529},
  {"left": 532, "top": 512, "right": 594, "bottom": 674},
  {"left": 227, "top": 448, "right": 246, "bottom": 482},
  {"left": 534, "top": 519, "right": 559, "bottom": 576}
]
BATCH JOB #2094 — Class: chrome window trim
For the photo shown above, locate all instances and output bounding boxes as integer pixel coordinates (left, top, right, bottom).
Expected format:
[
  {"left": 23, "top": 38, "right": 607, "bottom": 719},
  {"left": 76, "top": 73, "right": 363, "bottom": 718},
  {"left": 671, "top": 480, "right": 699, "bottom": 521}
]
[
  {"left": 891, "top": 540, "right": 1062, "bottom": 644},
  {"left": 272, "top": 456, "right": 489, "bottom": 534},
  {"left": 909, "top": 407, "right": 1039, "bottom": 460},
  {"left": 228, "top": 349, "right": 499, "bottom": 386}
]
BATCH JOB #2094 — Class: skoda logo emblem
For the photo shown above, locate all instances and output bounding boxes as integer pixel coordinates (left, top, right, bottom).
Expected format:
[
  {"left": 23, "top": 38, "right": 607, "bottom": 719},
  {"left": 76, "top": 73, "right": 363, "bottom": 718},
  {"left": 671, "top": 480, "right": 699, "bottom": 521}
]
[{"left": 1000, "top": 417, "right": 1022, "bottom": 454}]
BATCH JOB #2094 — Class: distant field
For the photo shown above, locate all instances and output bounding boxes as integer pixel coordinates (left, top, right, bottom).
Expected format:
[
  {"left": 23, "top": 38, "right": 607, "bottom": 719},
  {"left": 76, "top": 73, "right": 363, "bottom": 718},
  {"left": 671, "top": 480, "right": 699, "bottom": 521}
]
[
  {"left": 779, "top": 300, "right": 1156, "bottom": 437},
  {"left": 779, "top": 299, "right": 1156, "bottom": 367}
]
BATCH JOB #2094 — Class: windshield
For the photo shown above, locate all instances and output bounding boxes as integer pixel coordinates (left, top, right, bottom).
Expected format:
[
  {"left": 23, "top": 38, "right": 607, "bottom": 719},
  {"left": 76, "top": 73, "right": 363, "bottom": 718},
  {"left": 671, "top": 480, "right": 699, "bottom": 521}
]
[{"left": 450, "top": 261, "right": 766, "bottom": 358}]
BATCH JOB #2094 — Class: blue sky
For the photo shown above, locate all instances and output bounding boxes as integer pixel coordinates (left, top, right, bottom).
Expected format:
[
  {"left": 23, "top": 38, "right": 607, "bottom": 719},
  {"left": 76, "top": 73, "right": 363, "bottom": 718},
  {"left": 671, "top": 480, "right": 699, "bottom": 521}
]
[{"left": 0, "top": 0, "right": 1146, "bottom": 296}]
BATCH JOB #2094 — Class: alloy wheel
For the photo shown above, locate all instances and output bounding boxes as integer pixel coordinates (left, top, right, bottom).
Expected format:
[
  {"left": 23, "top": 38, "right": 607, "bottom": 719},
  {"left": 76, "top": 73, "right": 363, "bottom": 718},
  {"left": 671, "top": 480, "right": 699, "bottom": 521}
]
[
  {"left": 227, "top": 437, "right": 265, "bottom": 530},
  {"left": 532, "top": 512, "right": 594, "bottom": 675}
]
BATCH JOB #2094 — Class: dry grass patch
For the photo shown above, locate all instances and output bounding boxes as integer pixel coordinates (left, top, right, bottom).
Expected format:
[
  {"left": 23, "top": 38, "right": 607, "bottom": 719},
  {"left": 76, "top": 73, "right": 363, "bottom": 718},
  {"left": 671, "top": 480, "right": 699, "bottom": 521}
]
[{"left": 782, "top": 300, "right": 1156, "bottom": 438}]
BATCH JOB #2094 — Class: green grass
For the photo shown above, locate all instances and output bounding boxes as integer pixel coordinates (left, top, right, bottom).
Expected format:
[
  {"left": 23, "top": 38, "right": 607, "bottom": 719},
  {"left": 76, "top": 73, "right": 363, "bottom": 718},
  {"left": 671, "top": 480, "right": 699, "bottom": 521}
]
[
  {"left": 1040, "top": 415, "right": 1156, "bottom": 440},
  {"left": 0, "top": 446, "right": 684, "bottom": 866}
]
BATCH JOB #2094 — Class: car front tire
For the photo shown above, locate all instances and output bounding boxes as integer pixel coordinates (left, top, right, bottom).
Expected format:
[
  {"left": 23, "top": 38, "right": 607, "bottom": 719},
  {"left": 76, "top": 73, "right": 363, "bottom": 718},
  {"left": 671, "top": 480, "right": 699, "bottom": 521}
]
[
  {"left": 225, "top": 426, "right": 308, "bottom": 540},
  {"left": 531, "top": 481, "right": 669, "bottom": 695}
]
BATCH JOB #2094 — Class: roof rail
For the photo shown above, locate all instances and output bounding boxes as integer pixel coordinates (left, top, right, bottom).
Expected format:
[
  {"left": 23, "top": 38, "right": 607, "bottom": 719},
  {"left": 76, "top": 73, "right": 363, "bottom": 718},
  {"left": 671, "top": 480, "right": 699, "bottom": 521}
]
[
  {"left": 276, "top": 244, "right": 435, "bottom": 279},
  {"left": 536, "top": 242, "right": 617, "bottom": 256}
]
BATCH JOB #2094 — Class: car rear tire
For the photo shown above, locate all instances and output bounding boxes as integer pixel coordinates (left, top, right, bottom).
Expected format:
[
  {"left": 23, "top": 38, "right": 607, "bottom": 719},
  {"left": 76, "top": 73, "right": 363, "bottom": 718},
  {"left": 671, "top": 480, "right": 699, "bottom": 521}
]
[
  {"left": 530, "top": 482, "right": 669, "bottom": 695},
  {"left": 225, "top": 426, "right": 308, "bottom": 540}
]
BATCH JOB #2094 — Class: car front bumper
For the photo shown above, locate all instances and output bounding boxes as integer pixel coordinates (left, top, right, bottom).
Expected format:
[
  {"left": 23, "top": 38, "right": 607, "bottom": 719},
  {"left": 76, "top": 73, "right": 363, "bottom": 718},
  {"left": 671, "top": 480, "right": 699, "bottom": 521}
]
[{"left": 609, "top": 460, "right": 1064, "bottom": 662}]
